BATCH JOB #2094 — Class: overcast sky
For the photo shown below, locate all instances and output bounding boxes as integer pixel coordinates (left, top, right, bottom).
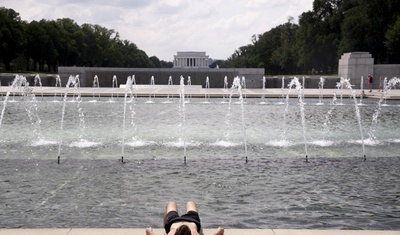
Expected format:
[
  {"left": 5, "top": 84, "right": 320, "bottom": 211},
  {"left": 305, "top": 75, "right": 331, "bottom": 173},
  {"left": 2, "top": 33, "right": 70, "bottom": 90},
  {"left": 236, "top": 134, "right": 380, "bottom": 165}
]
[{"left": 3, "top": 0, "right": 314, "bottom": 61}]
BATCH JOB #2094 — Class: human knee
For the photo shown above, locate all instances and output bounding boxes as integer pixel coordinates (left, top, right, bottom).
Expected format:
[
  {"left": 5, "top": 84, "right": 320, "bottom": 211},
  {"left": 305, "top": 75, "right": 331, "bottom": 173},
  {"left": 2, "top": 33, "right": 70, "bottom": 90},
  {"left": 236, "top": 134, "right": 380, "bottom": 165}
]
[{"left": 186, "top": 200, "right": 198, "bottom": 212}]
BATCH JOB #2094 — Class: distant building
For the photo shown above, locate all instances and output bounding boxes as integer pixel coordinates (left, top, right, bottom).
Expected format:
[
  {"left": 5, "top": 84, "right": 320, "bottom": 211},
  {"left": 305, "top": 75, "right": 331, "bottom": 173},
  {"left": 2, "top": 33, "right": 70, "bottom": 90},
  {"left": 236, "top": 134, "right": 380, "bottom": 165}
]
[{"left": 173, "top": 51, "right": 209, "bottom": 68}]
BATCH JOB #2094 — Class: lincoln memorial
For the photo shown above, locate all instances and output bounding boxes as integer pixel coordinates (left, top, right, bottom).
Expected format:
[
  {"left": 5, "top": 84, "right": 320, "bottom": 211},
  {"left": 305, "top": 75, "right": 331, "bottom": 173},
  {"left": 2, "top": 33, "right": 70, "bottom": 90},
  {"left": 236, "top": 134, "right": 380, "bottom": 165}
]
[{"left": 173, "top": 51, "right": 209, "bottom": 68}]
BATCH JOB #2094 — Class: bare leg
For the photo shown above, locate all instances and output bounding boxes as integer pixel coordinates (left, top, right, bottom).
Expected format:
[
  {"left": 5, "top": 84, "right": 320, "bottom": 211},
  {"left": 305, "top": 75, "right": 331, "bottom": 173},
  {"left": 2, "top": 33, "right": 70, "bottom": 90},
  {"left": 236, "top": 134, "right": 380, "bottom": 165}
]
[
  {"left": 163, "top": 201, "right": 178, "bottom": 226},
  {"left": 185, "top": 200, "right": 198, "bottom": 213}
]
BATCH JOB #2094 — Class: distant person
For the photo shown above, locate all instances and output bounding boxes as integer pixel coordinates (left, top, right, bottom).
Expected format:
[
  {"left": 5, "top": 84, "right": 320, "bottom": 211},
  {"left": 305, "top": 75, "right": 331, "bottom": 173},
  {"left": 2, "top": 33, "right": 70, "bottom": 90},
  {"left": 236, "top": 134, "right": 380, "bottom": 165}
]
[
  {"left": 146, "top": 200, "right": 224, "bottom": 235},
  {"left": 368, "top": 74, "right": 373, "bottom": 92},
  {"left": 378, "top": 77, "right": 384, "bottom": 92}
]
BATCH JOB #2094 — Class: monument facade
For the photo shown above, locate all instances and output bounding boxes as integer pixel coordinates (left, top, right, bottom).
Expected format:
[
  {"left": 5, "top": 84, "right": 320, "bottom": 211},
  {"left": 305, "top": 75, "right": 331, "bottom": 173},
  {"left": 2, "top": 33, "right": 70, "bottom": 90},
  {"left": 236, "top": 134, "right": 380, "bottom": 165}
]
[{"left": 173, "top": 51, "right": 209, "bottom": 68}]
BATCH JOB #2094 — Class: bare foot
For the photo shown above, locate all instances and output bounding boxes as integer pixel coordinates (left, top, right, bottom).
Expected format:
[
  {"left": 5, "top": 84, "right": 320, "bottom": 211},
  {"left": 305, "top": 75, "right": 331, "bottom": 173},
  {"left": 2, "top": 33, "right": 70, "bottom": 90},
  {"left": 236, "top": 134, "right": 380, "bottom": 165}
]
[
  {"left": 213, "top": 227, "right": 224, "bottom": 235},
  {"left": 146, "top": 227, "right": 156, "bottom": 235}
]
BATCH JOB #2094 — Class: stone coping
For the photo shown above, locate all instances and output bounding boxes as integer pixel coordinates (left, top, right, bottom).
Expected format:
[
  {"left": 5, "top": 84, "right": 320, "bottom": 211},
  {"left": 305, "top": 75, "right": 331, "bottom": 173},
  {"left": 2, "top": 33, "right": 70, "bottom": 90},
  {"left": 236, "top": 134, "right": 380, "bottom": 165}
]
[
  {"left": 0, "top": 229, "right": 399, "bottom": 235},
  {"left": 1, "top": 86, "right": 399, "bottom": 99}
]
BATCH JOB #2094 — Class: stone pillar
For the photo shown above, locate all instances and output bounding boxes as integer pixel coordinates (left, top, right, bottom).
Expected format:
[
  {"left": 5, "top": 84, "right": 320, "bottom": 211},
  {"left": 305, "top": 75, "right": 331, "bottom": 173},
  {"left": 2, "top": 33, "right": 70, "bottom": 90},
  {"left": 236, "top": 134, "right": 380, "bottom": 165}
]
[
  {"left": 338, "top": 52, "right": 374, "bottom": 89},
  {"left": 338, "top": 52, "right": 374, "bottom": 79}
]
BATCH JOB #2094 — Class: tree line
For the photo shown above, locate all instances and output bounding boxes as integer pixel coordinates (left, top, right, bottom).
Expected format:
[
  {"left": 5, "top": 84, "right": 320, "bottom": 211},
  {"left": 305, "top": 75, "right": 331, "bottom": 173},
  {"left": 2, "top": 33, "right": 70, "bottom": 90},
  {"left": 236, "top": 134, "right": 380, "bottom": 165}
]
[
  {"left": 220, "top": 0, "right": 400, "bottom": 75},
  {"left": 0, "top": 7, "right": 172, "bottom": 72},
  {"left": 2, "top": 0, "right": 400, "bottom": 74}
]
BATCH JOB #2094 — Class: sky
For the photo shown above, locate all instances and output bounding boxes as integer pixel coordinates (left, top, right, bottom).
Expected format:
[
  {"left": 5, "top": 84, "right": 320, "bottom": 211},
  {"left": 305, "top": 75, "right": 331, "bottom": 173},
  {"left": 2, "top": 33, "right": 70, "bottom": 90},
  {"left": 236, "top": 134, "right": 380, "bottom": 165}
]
[{"left": 3, "top": 0, "right": 314, "bottom": 61}]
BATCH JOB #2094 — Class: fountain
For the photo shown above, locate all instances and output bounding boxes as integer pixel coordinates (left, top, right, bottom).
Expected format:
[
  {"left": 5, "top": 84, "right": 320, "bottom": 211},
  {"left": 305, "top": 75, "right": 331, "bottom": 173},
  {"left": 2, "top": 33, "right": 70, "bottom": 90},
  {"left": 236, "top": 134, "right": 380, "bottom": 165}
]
[
  {"left": 220, "top": 76, "right": 227, "bottom": 102},
  {"left": 54, "top": 75, "right": 62, "bottom": 99},
  {"left": 368, "top": 77, "right": 400, "bottom": 143},
  {"left": 279, "top": 76, "right": 285, "bottom": 104},
  {"left": 186, "top": 76, "right": 192, "bottom": 100},
  {"left": 359, "top": 76, "right": 364, "bottom": 105},
  {"left": 0, "top": 75, "right": 28, "bottom": 130},
  {"left": 58, "top": 75, "right": 79, "bottom": 163},
  {"left": 147, "top": 76, "right": 155, "bottom": 103},
  {"left": 219, "top": 76, "right": 248, "bottom": 158},
  {"left": 0, "top": 74, "right": 400, "bottom": 230},
  {"left": 318, "top": 77, "right": 325, "bottom": 104},
  {"left": 121, "top": 76, "right": 134, "bottom": 162},
  {"left": 260, "top": 76, "right": 266, "bottom": 104},
  {"left": 320, "top": 92, "right": 337, "bottom": 144},
  {"left": 92, "top": 75, "right": 100, "bottom": 100},
  {"left": 302, "top": 76, "right": 306, "bottom": 101},
  {"left": 337, "top": 77, "right": 366, "bottom": 160},
  {"left": 34, "top": 74, "right": 44, "bottom": 99},
  {"left": 111, "top": 75, "right": 118, "bottom": 100},
  {"left": 179, "top": 76, "right": 187, "bottom": 162},
  {"left": 232, "top": 77, "right": 247, "bottom": 159},
  {"left": 241, "top": 76, "right": 246, "bottom": 99},
  {"left": 337, "top": 77, "right": 345, "bottom": 105},
  {"left": 166, "top": 76, "right": 173, "bottom": 101},
  {"left": 282, "top": 77, "right": 308, "bottom": 161},
  {"left": 223, "top": 76, "right": 228, "bottom": 89},
  {"left": 204, "top": 76, "right": 211, "bottom": 102}
]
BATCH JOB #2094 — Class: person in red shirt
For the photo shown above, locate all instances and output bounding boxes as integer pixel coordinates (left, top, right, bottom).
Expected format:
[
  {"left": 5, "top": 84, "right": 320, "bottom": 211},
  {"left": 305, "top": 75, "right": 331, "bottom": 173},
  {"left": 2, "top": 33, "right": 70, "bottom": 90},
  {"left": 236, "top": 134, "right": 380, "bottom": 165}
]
[{"left": 368, "top": 74, "right": 373, "bottom": 92}]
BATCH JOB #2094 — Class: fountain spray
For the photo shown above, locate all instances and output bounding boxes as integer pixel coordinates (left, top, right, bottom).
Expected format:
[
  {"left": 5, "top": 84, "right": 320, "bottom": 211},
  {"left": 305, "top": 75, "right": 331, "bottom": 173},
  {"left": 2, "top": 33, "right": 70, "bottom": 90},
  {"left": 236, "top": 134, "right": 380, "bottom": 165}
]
[
  {"left": 54, "top": 75, "right": 62, "bottom": 100},
  {"left": 318, "top": 77, "right": 325, "bottom": 104},
  {"left": 287, "top": 77, "right": 308, "bottom": 162},
  {"left": 58, "top": 75, "right": 77, "bottom": 164},
  {"left": 230, "top": 77, "right": 248, "bottom": 161},
  {"left": 167, "top": 76, "right": 173, "bottom": 100},
  {"left": 0, "top": 75, "right": 27, "bottom": 130},
  {"left": 93, "top": 75, "right": 100, "bottom": 99},
  {"left": 148, "top": 76, "right": 155, "bottom": 102},
  {"left": 359, "top": 76, "right": 364, "bottom": 105},
  {"left": 34, "top": 74, "right": 44, "bottom": 99},
  {"left": 338, "top": 77, "right": 366, "bottom": 160},
  {"left": 205, "top": 76, "right": 210, "bottom": 102},
  {"left": 179, "top": 76, "right": 187, "bottom": 163},
  {"left": 111, "top": 75, "right": 118, "bottom": 99},
  {"left": 280, "top": 77, "right": 285, "bottom": 103},
  {"left": 260, "top": 76, "right": 266, "bottom": 103},
  {"left": 368, "top": 77, "right": 400, "bottom": 146},
  {"left": 121, "top": 76, "right": 134, "bottom": 163}
]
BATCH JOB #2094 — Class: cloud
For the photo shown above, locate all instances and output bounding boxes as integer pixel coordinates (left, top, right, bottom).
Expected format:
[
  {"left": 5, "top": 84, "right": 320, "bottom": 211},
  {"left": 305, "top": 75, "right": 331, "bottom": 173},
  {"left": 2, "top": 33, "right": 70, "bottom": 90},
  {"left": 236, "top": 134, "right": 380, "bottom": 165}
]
[{"left": 2, "top": 0, "right": 313, "bottom": 61}]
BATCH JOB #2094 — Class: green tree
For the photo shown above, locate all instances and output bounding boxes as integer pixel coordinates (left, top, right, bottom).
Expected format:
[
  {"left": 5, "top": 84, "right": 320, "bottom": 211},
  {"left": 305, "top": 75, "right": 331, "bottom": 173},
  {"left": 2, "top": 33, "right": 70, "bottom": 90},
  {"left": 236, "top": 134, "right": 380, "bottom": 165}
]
[
  {"left": 26, "top": 20, "right": 48, "bottom": 71},
  {"left": 340, "top": 0, "right": 400, "bottom": 63},
  {"left": 385, "top": 16, "right": 400, "bottom": 63},
  {"left": 149, "top": 56, "right": 161, "bottom": 68},
  {"left": 0, "top": 7, "right": 26, "bottom": 71},
  {"left": 57, "top": 18, "right": 83, "bottom": 66},
  {"left": 296, "top": 0, "right": 342, "bottom": 74}
]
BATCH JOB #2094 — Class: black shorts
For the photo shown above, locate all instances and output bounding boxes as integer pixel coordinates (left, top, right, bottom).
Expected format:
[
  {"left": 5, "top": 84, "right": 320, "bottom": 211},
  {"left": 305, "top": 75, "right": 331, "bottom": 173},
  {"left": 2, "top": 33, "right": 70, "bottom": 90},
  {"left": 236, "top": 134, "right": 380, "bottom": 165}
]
[{"left": 164, "top": 211, "right": 201, "bottom": 233}]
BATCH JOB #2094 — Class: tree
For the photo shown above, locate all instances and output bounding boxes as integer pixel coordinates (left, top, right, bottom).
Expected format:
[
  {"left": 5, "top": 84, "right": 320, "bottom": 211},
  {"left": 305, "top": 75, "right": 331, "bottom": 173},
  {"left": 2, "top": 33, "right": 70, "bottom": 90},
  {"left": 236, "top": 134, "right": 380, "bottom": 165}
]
[
  {"left": 161, "top": 60, "right": 173, "bottom": 68},
  {"left": 385, "top": 16, "right": 400, "bottom": 63},
  {"left": 296, "top": 0, "right": 342, "bottom": 74},
  {"left": 340, "top": 0, "right": 400, "bottom": 63},
  {"left": 149, "top": 56, "right": 161, "bottom": 68},
  {"left": 0, "top": 7, "right": 26, "bottom": 71},
  {"left": 57, "top": 18, "right": 83, "bottom": 66}
]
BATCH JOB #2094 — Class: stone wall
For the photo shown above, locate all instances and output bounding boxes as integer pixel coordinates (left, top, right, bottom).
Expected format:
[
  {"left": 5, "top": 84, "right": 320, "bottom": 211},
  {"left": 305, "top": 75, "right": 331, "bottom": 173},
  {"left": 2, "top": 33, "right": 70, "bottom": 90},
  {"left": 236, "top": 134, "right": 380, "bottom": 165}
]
[
  {"left": 264, "top": 76, "right": 340, "bottom": 89},
  {"left": 338, "top": 51, "right": 400, "bottom": 89},
  {"left": 374, "top": 64, "right": 400, "bottom": 80},
  {"left": 0, "top": 73, "right": 58, "bottom": 87},
  {"left": 58, "top": 67, "right": 265, "bottom": 88},
  {"left": 56, "top": 67, "right": 345, "bottom": 89}
]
